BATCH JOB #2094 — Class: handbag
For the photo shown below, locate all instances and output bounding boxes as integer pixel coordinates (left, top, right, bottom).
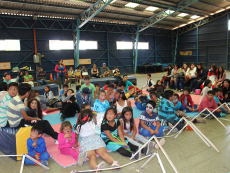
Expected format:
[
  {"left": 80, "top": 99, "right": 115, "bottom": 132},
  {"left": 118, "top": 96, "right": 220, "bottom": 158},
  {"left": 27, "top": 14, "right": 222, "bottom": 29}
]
[{"left": 46, "top": 98, "right": 59, "bottom": 107}]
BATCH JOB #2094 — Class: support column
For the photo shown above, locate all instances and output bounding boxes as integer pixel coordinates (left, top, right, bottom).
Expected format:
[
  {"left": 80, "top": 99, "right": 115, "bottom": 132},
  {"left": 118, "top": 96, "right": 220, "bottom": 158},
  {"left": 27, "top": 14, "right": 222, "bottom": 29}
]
[
  {"left": 155, "top": 35, "right": 157, "bottom": 63},
  {"left": 134, "top": 24, "right": 139, "bottom": 73},
  {"left": 73, "top": 18, "right": 80, "bottom": 68},
  {"left": 196, "top": 27, "right": 199, "bottom": 63},
  {"left": 106, "top": 32, "right": 109, "bottom": 68},
  {"left": 172, "top": 31, "right": 178, "bottom": 65},
  {"left": 226, "top": 13, "right": 229, "bottom": 70}
]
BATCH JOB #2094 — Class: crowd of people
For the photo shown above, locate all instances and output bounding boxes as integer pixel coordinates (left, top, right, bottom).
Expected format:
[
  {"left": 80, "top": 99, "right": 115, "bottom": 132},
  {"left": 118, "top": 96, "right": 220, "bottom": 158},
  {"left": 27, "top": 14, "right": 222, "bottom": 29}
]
[{"left": 0, "top": 62, "right": 229, "bottom": 172}]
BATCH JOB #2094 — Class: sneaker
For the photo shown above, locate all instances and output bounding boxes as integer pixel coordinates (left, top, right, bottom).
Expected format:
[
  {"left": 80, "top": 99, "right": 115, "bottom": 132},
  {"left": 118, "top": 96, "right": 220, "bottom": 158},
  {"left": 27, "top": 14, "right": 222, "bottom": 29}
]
[
  {"left": 78, "top": 152, "right": 88, "bottom": 166},
  {"left": 142, "top": 142, "right": 154, "bottom": 155},
  {"left": 41, "top": 160, "right": 48, "bottom": 166},
  {"left": 132, "top": 147, "right": 141, "bottom": 160},
  {"left": 154, "top": 138, "right": 165, "bottom": 149},
  {"left": 207, "top": 115, "right": 213, "bottom": 119},
  {"left": 54, "top": 140, "right": 59, "bottom": 144},
  {"left": 96, "top": 162, "right": 106, "bottom": 173},
  {"left": 111, "top": 160, "right": 120, "bottom": 168}
]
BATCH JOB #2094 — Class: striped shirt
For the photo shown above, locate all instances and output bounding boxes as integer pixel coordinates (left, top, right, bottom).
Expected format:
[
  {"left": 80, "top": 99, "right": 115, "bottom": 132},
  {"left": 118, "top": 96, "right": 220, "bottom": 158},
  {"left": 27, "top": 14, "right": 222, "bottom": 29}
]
[
  {"left": 7, "top": 95, "right": 25, "bottom": 128},
  {"left": 0, "top": 93, "right": 12, "bottom": 127}
]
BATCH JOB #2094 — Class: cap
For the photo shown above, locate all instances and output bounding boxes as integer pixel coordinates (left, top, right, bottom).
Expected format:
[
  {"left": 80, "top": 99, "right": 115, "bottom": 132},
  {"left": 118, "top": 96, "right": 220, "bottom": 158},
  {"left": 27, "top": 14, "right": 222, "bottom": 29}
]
[
  {"left": 103, "top": 63, "right": 106, "bottom": 65},
  {"left": 82, "top": 87, "right": 91, "bottom": 94}
]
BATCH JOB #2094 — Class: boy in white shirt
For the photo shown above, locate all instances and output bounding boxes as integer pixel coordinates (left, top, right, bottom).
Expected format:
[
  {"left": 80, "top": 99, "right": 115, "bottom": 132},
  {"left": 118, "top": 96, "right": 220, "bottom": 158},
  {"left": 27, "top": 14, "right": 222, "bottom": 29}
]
[{"left": 142, "top": 74, "right": 154, "bottom": 91}]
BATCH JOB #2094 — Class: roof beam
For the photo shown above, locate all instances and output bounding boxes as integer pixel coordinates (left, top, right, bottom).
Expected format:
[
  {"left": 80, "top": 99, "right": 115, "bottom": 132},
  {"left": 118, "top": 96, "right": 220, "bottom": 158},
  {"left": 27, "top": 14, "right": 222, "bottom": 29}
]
[
  {"left": 199, "top": 1, "right": 224, "bottom": 10},
  {"left": 77, "top": 0, "right": 113, "bottom": 28},
  {"left": 138, "top": 0, "right": 199, "bottom": 33}
]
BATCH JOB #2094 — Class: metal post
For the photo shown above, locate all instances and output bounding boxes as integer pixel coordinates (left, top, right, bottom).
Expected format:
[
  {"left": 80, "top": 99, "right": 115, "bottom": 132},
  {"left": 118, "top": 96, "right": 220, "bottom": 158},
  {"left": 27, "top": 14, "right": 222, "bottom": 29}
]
[
  {"left": 197, "top": 27, "right": 199, "bottom": 63},
  {"left": 107, "top": 32, "right": 109, "bottom": 68},
  {"left": 155, "top": 35, "right": 157, "bottom": 63},
  {"left": 134, "top": 24, "right": 139, "bottom": 73},
  {"left": 74, "top": 18, "right": 80, "bottom": 69},
  {"left": 226, "top": 13, "right": 229, "bottom": 70},
  {"left": 174, "top": 35, "right": 178, "bottom": 64}
]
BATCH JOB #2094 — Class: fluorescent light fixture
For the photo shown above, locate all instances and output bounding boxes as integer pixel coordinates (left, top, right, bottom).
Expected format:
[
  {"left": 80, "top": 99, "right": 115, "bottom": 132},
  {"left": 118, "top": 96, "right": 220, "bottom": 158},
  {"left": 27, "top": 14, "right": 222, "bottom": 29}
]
[
  {"left": 179, "top": 24, "right": 186, "bottom": 27},
  {"left": 190, "top": 15, "right": 200, "bottom": 19},
  {"left": 103, "top": 0, "right": 116, "bottom": 3},
  {"left": 165, "top": 10, "right": 175, "bottom": 15},
  {"left": 145, "top": 6, "right": 158, "bottom": 12},
  {"left": 125, "top": 2, "right": 139, "bottom": 8},
  {"left": 178, "top": 13, "right": 188, "bottom": 17}
]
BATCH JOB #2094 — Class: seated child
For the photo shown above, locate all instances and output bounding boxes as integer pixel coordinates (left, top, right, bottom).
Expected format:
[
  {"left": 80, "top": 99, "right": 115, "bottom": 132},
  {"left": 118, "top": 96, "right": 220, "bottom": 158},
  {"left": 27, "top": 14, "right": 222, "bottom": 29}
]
[
  {"left": 25, "top": 98, "right": 43, "bottom": 120},
  {"left": 139, "top": 100, "right": 165, "bottom": 138},
  {"left": 44, "top": 85, "right": 55, "bottom": 100},
  {"left": 3, "top": 73, "right": 11, "bottom": 84},
  {"left": 135, "top": 93, "right": 148, "bottom": 111},
  {"left": 118, "top": 81, "right": 134, "bottom": 99},
  {"left": 58, "top": 121, "right": 86, "bottom": 165},
  {"left": 158, "top": 90, "right": 185, "bottom": 131},
  {"left": 149, "top": 92, "right": 161, "bottom": 113},
  {"left": 104, "top": 80, "right": 110, "bottom": 91},
  {"left": 24, "top": 125, "right": 50, "bottom": 166},
  {"left": 76, "top": 85, "right": 81, "bottom": 93},
  {"left": 173, "top": 93, "right": 182, "bottom": 110},
  {"left": 76, "top": 87, "right": 95, "bottom": 109},
  {"left": 94, "top": 83, "right": 101, "bottom": 100},
  {"left": 218, "top": 88, "right": 224, "bottom": 103},
  {"left": 114, "top": 66, "right": 122, "bottom": 81},
  {"left": 93, "top": 90, "right": 110, "bottom": 128},
  {"left": 142, "top": 74, "right": 154, "bottom": 91},
  {"left": 106, "top": 84, "right": 115, "bottom": 106},
  {"left": 73, "top": 109, "right": 119, "bottom": 171},
  {"left": 199, "top": 79, "right": 212, "bottom": 104},
  {"left": 61, "top": 89, "right": 80, "bottom": 121},
  {"left": 128, "top": 80, "right": 142, "bottom": 97},
  {"left": 0, "top": 82, "right": 8, "bottom": 103},
  {"left": 101, "top": 107, "right": 148, "bottom": 160},
  {"left": 153, "top": 80, "right": 165, "bottom": 97},
  {"left": 198, "top": 90, "right": 221, "bottom": 119},
  {"left": 113, "top": 81, "right": 119, "bottom": 91},
  {"left": 213, "top": 88, "right": 229, "bottom": 114},
  {"left": 222, "top": 79, "right": 230, "bottom": 103},
  {"left": 179, "top": 87, "right": 198, "bottom": 112},
  {"left": 59, "top": 84, "right": 68, "bottom": 101}
]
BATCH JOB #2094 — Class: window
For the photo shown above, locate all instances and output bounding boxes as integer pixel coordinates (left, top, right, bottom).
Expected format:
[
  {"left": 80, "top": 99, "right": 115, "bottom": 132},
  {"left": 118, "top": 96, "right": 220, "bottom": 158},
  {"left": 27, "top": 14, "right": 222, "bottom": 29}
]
[
  {"left": 228, "top": 20, "right": 230, "bottom": 30},
  {"left": 49, "top": 40, "right": 98, "bottom": 50},
  {"left": 116, "top": 41, "right": 149, "bottom": 50},
  {"left": 0, "top": 40, "right": 20, "bottom": 51}
]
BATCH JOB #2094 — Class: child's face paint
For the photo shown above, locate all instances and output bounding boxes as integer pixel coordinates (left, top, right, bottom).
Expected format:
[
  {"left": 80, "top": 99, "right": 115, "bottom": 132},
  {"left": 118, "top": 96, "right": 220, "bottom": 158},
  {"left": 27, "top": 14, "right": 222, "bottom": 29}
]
[
  {"left": 146, "top": 104, "right": 153, "bottom": 114},
  {"left": 63, "top": 126, "right": 71, "bottom": 134},
  {"left": 124, "top": 111, "right": 132, "bottom": 121},
  {"left": 98, "top": 93, "right": 106, "bottom": 102},
  {"left": 106, "top": 110, "right": 116, "bottom": 121},
  {"left": 31, "top": 100, "right": 37, "bottom": 109},
  {"left": 173, "top": 96, "right": 178, "bottom": 103}
]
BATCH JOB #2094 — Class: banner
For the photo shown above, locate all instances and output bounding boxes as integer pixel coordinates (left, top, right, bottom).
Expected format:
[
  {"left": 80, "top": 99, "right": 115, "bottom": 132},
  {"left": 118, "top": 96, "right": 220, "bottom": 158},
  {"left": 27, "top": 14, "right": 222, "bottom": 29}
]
[
  {"left": 63, "top": 59, "right": 74, "bottom": 66},
  {"left": 0, "top": 62, "right": 11, "bottom": 70},
  {"left": 180, "top": 51, "right": 192, "bottom": 56},
  {"left": 79, "top": 59, "right": 91, "bottom": 65}
]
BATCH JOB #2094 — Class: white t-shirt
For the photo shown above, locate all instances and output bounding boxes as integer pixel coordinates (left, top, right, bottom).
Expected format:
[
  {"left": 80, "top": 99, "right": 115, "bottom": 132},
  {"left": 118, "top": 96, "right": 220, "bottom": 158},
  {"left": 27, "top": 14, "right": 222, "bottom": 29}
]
[
  {"left": 120, "top": 119, "right": 131, "bottom": 133},
  {"left": 75, "top": 121, "right": 96, "bottom": 138},
  {"left": 199, "top": 86, "right": 212, "bottom": 104}
]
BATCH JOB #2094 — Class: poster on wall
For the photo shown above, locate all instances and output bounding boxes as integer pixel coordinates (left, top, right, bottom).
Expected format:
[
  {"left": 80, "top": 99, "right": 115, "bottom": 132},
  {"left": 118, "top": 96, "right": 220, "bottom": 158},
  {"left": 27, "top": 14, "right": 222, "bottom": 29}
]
[
  {"left": 0, "top": 62, "right": 11, "bottom": 70},
  {"left": 180, "top": 51, "right": 192, "bottom": 56},
  {"left": 79, "top": 59, "right": 91, "bottom": 65},
  {"left": 63, "top": 59, "right": 74, "bottom": 66}
]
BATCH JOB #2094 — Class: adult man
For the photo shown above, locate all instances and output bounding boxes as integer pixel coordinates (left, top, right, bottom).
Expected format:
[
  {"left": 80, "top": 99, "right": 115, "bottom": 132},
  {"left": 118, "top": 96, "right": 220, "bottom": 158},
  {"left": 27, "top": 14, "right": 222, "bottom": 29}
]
[
  {"left": 100, "top": 63, "right": 110, "bottom": 78},
  {"left": 37, "top": 67, "right": 47, "bottom": 85}
]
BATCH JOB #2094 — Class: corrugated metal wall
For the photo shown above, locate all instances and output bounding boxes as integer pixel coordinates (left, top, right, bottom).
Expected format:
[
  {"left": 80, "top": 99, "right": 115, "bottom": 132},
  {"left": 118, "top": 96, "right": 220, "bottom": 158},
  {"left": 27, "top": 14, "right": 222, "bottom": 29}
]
[{"left": 176, "top": 14, "right": 229, "bottom": 70}]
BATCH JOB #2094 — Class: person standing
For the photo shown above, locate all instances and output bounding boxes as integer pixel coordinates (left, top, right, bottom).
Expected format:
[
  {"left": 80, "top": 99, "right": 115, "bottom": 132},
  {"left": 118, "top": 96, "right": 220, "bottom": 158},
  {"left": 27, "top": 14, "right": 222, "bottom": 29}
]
[
  {"left": 37, "top": 67, "right": 47, "bottom": 86},
  {"left": 55, "top": 59, "right": 66, "bottom": 89}
]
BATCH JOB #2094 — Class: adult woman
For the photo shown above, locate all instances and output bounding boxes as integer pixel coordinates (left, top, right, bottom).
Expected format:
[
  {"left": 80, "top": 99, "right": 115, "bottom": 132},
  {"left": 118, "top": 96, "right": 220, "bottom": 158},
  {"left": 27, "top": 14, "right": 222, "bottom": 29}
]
[
  {"left": 55, "top": 59, "right": 66, "bottom": 89},
  {"left": 184, "top": 63, "right": 197, "bottom": 91},
  {"left": 192, "top": 63, "right": 208, "bottom": 93},
  {"left": 176, "top": 63, "right": 188, "bottom": 91},
  {"left": 170, "top": 64, "right": 180, "bottom": 89},
  {"left": 24, "top": 71, "right": 34, "bottom": 87},
  {"left": 91, "top": 64, "right": 99, "bottom": 78},
  {"left": 215, "top": 66, "right": 226, "bottom": 88},
  {"left": 18, "top": 71, "right": 24, "bottom": 83}
]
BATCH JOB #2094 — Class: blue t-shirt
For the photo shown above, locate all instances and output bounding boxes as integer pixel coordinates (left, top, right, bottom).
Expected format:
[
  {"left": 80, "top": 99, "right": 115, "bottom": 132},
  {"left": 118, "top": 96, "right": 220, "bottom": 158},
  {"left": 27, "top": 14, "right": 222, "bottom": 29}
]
[
  {"left": 214, "top": 96, "right": 219, "bottom": 105},
  {"left": 124, "top": 80, "right": 133, "bottom": 92},
  {"left": 173, "top": 101, "right": 182, "bottom": 110},
  {"left": 139, "top": 110, "right": 159, "bottom": 128},
  {"left": 58, "top": 66, "right": 64, "bottom": 75},
  {"left": 3, "top": 80, "right": 11, "bottom": 84}
]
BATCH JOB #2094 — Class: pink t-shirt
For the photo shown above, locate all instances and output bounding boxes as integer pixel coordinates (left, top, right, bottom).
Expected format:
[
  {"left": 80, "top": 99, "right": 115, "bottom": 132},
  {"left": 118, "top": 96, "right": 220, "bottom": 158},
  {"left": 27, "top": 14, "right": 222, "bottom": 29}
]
[{"left": 58, "top": 131, "right": 75, "bottom": 150}]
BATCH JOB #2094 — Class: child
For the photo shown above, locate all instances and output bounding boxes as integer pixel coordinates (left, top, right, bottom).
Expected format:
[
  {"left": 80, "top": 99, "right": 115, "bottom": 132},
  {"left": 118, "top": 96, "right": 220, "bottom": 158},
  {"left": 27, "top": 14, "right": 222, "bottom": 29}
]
[
  {"left": 24, "top": 71, "right": 34, "bottom": 87},
  {"left": 59, "top": 84, "right": 69, "bottom": 101},
  {"left": 93, "top": 90, "right": 110, "bottom": 127},
  {"left": 158, "top": 90, "right": 185, "bottom": 131},
  {"left": 58, "top": 121, "right": 86, "bottom": 164},
  {"left": 106, "top": 84, "right": 115, "bottom": 106},
  {"left": 134, "top": 93, "right": 148, "bottom": 111},
  {"left": 26, "top": 98, "right": 43, "bottom": 120},
  {"left": 0, "top": 81, "right": 8, "bottom": 103},
  {"left": 153, "top": 80, "right": 165, "bottom": 98},
  {"left": 114, "top": 66, "right": 122, "bottom": 81},
  {"left": 101, "top": 107, "right": 148, "bottom": 160},
  {"left": 73, "top": 109, "right": 119, "bottom": 171},
  {"left": 199, "top": 79, "right": 212, "bottom": 104},
  {"left": 149, "top": 92, "right": 161, "bottom": 113},
  {"left": 94, "top": 83, "right": 101, "bottom": 100},
  {"left": 120, "top": 106, "right": 157, "bottom": 153},
  {"left": 114, "top": 89, "right": 132, "bottom": 117},
  {"left": 215, "top": 66, "right": 226, "bottom": 88},
  {"left": 213, "top": 88, "right": 229, "bottom": 114},
  {"left": 24, "top": 125, "right": 50, "bottom": 166},
  {"left": 142, "top": 74, "right": 154, "bottom": 91},
  {"left": 118, "top": 81, "right": 135, "bottom": 99},
  {"left": 139, "top": 100, "right": 165, "bottom": 138},
  {"left": 61, "top": 89, "right": 80, "bottom": 121},
  {"left": 207, "top": 64, "right": 218, "bottom": 87},
  {"left": 7, "top": 83, "right": 59, "bottom": 141},
  {"left": 76, "top": 85, "right": 81, "bottom": 93},
  {"left": 179, "top": 87, "right": 198, "bottom": 112},
  {"left": 123, "top": 75, "right": 136, "bottom": 94},
  {"left": 3, "top": 73, "right": 11, "bottom": 84},
  {"left": 0, "top": 82, "right": 18, "bottom": 127},
  {"left": 128, "top": 80, "right": 141, "bottom": 96},
  {"left": 80, "top": 75, "right": 96, "bottom": 99},
  {"left": 222, "top": 79, "right": 230, "bottom": 103},
  {"left": 161, "top": 64, "right": 173, "bottom": 87},
  {"left": 170, "top": 64, "right": 180, "bottom": 89},
  {"left": 173, "top": 93, "right": 182, "bottom": 110},
  {"left": 104, "top": 80, "right": 110, "bottom": 90},
  {"left": 76, "top": 87, "right": 95, "bottom": 109},
  {"left": 198, "top": 90, "right": 221, "bottom": 119},
  {"left": 44, "top": 85, "right": 55, "bottom": 100},
  {"left": 113, "top": 81, "right": 119, "bottom": 91}
]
